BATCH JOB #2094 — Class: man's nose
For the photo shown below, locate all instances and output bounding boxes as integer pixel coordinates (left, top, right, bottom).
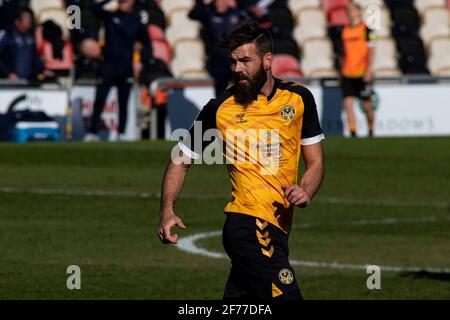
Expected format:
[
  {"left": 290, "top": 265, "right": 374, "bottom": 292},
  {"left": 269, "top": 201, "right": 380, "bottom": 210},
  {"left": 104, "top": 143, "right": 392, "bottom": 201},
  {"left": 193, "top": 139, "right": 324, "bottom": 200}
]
[{"left": 234, "top": 62, "right": 244, "bottom": 73}]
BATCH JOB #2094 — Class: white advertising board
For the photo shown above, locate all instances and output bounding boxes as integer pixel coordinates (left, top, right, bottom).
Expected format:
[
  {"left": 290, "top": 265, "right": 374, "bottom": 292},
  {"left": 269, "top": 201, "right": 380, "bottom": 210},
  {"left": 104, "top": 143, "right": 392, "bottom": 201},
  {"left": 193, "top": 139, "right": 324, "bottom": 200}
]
[
  {"left": 344, "top": 84, "right": 450, "bottom": 137},
  {"left": 0, "top": 89, "right": 68, "bottom": 116},
  {"left": 71, "top": 85, "right": 139, "bottom": 141}
]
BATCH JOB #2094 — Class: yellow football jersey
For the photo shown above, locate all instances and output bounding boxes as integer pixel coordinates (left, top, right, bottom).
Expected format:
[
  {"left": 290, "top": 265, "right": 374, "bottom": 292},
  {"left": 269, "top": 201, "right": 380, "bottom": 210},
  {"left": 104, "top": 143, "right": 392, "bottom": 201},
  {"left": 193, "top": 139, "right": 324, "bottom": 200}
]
[
  {"left": 179, "top": 78, "right": 324, "bottom": 233},
  {"left": 341, "top": 23, "right": 377, "bottom": 78}
]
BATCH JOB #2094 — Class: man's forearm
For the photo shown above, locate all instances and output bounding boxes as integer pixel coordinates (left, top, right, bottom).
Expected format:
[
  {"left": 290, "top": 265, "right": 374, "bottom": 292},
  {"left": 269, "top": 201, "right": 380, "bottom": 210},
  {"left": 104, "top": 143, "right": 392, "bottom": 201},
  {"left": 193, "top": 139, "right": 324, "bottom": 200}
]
[
  {"left": 366, "top": 47, "right": 375, "bottom": 74},
  {"left": 160, "top": 161, "right": 189, "bottom": 215},
  {"left": 299, "top": 162, "right": 324, "bottom": 201}
]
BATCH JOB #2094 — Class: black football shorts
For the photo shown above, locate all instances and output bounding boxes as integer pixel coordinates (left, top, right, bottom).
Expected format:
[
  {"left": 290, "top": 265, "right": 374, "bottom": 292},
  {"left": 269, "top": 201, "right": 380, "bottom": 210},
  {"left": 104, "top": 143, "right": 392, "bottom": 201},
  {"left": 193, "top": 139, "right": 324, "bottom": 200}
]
[
  {"left": 341, "top": 76, "right": 372, "bottom": 100},
  {"left": 222, "top": 212, "right": 303, "bottom": 300}
]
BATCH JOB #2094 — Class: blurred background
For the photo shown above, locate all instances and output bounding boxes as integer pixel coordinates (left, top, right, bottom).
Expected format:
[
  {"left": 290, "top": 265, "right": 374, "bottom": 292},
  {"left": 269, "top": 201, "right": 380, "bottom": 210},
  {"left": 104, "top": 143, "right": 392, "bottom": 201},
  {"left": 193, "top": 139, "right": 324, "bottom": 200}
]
[
  {"left": 0, "top": 0, "right": 449, "bottom": 142},
  {"left": 0, "top": 0, "right": 449, "bottom": 300}
]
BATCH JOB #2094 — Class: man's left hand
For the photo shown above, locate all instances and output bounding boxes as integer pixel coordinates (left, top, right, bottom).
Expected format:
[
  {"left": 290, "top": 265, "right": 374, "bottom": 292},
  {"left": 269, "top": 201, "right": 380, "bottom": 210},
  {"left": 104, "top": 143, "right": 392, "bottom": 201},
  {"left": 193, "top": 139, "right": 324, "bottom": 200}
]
[{"left": 282, "top": 184, "right": 310, "bottom": 208}]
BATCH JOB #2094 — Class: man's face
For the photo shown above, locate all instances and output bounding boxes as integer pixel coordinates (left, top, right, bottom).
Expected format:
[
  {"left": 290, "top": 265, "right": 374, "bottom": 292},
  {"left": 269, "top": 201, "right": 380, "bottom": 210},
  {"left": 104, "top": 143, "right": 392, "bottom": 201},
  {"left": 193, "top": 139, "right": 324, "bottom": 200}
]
[
  {"left": 215, "top": 0, "right": 237, "bottom": 11},
  {"left": 229, "top": 43, "right": 269, "bottom": 107},
  {"left": 118, "top": 0, "right": 135, "bottom": 13},
  {"left": 346, "top": 3, "right": 362, "bottom": 24},
  {"left": 15, "top": 12, "right": 33, "bottom": 33}
]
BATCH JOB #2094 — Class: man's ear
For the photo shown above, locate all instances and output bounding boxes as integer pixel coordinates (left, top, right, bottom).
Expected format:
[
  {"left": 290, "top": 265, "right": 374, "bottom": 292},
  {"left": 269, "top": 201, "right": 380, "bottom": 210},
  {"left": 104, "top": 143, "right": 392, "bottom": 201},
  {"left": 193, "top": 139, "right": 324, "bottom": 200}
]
[{"left": 263, "top": 52, "right": 273, "bottom": 71}]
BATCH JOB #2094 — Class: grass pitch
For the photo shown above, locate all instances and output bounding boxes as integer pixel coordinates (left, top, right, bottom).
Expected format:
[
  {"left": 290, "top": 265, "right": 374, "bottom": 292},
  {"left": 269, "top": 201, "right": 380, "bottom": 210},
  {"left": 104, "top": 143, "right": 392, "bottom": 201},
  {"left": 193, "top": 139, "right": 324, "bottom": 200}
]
[{"left": 0, "top": 137, "right": 449, "bottom": 299}]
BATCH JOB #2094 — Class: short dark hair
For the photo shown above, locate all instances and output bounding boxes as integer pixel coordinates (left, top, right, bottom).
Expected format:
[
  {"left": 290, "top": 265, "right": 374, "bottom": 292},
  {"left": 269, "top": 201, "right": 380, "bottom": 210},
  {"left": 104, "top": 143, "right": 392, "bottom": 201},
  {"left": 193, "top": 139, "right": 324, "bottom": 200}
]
[
  {"left": 15, "top": 7, "right": 34, "bottom": 21},
  {"left": 219, "top": 21, "right": 273, "bottom": 57},
  {"left": 347, "top": 0, "right": 362, "bottom": 10}
]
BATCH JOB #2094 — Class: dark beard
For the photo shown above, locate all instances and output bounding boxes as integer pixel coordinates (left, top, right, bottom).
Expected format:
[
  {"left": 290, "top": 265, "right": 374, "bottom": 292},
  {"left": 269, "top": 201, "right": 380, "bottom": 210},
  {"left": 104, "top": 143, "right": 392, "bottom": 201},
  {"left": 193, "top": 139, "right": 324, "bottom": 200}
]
[{"left": 233, "top": 65, "right": 267, "bottom": 107}]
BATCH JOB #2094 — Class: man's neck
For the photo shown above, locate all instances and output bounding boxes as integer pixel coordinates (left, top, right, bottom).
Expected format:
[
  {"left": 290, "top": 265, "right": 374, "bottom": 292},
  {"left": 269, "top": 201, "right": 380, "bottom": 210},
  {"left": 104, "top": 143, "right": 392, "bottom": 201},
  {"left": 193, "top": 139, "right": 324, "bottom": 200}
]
[
  {"left": 351, "top": 20, "right": 362, "bottom": 27},
  {"left": 15, "top": 28, "right": 28, "bottom": 35},
  {"left": 118, "top": 8, "right": 133, "bottom": 14},
  {"left": 260, "top": 75, "right": 275, "bottom": 97}
]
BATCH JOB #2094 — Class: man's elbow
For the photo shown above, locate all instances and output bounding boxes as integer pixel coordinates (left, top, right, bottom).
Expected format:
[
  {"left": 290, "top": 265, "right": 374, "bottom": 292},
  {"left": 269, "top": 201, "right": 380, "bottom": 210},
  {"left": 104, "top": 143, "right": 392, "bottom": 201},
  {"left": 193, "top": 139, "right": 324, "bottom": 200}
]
[{"left": 169, "top": 155, "right": 193, "bottom": 171}]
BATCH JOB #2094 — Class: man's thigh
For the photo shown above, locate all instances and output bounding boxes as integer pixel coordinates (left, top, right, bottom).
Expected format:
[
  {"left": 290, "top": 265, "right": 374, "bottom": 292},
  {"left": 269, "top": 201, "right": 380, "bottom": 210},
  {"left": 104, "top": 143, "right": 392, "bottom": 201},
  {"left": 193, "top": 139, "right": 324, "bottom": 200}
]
[{"left": 222, "top": 213, "right": 302, "bottom": 300}]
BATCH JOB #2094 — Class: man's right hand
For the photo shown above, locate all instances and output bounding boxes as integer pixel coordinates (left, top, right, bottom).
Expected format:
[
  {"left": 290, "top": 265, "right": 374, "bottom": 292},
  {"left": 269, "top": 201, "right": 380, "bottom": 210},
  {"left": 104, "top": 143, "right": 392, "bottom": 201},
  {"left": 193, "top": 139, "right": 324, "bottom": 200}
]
[{"left": 157, "top": 209, "right": 186, "bottom": 244}]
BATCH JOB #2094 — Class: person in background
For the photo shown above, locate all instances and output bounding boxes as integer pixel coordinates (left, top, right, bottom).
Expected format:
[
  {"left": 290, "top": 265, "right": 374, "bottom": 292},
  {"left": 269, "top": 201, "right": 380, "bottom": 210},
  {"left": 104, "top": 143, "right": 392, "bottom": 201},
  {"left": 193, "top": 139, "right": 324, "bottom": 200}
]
[
  {"left": 0, "top": 29, "right": 8, "bottom": 78},
  {"left": 339, "top": 1, "right": 376, "bottom": 137},
  {"left": 84, "top": 0, "right": 155, "bottom": 142},
  {"left": 189, "top": 0, "right": 248, "bottom": 97},
  {"left": 0, "top": 0, "right": 30, "bottom": 30},
  {"left": 241, "top": 0, "right": 274, "bottom": 25},
  {"left": 0, "top": 7, "right": 46, "bottom": 82}
]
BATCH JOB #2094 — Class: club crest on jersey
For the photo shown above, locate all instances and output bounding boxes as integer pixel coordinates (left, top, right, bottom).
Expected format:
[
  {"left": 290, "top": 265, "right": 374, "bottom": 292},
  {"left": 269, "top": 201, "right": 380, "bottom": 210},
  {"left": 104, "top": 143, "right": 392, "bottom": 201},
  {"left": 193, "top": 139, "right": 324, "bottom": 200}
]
[
  {"left": 280, "top": 105, "right": 295, "bottom": 121},
  {"left": 235, "top": 112, "right": 247, "bottom": 124},
  {"left": 278, "top": 268, "right": 294, "bottom": 285}
]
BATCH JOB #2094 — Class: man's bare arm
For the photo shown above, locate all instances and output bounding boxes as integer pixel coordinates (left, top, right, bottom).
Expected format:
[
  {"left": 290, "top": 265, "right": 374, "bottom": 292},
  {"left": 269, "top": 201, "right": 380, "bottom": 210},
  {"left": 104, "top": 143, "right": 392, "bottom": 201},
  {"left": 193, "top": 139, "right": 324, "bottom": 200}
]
[
  {"left": 157, "top": 146, "right": 193, "bottom": 244},
  {"left": 299, "top": 142, "right": 324, "bottom": 201},
  {"left": 364, "top": 46, "right": 375, "bottom": 82},
  {"left": 283, "top": 142, "right": 324, "bottom": 207}
]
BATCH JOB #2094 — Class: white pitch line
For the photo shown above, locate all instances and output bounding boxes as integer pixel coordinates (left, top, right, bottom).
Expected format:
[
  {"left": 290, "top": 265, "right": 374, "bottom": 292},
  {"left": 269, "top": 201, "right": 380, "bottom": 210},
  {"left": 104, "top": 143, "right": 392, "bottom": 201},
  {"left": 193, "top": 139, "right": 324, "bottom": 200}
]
[
  {"left": 0, "top": 187, "right": 161, "bottom": 199},
  {"left": 176, "top": 216, "right": 450, "bottom": 274},
  {"left": 2, "top": 185, "right": 448, "bottom": 272},
  {"left": 0, "top": 187, "right": 448, "bottom": 208}
]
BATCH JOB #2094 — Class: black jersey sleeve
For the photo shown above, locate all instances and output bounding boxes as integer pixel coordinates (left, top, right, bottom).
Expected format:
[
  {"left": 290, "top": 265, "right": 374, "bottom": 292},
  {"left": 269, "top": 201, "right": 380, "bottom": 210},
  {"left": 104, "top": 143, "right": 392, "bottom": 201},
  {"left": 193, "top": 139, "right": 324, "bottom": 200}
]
[
  {"left": 299, "top": 86, "right": 324, "bottom": 145},
  {"left": 278, "top": 81, "right": 325, "bottom": 145},
  {"left": 178, "top": 99, "right": 220, "bottom": 159}
]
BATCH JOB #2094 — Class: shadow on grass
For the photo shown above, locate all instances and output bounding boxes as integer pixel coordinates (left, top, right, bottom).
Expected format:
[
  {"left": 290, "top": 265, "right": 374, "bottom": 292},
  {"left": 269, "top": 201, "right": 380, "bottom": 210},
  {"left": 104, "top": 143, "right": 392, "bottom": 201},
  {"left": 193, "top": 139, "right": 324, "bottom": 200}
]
[{"left": 399, "top": 271, "right": 450, "bottom": 282}]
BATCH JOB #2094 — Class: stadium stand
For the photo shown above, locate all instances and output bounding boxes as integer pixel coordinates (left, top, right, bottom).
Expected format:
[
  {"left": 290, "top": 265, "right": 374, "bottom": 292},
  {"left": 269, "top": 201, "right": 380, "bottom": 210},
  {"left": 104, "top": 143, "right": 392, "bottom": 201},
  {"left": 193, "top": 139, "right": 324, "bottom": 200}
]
[
  {"left": 174, "top": 39, "right": 204, "bottom": 63},
  {"left": 273, "top": 37, "right": 300, "bottom": 59},
  {"left": 428, "top": 37, "right": 450, "bottom": 75},
  {"left": 268, "top": 6, "right": 294, "bottom": 40},
  {"left": 42, "top": 40, "right": 74, "bottom": 71},
  {"left": 377, "top": 6, "right": 392, "bottom": 37},
  {"left": 287, "top": 0, "right": 320, "bottom": 17},
  {"left": 165, "top": 9, "right": 200, "bottom": 46},
  {"left": 419, "top": 7, "right": 450, "bottom": 48},
  {"left": 171, "top": 56, "right": 204, "bottom": 78},
  {"left": 293, "top": 7, "right": 327, "bottom": 46},
  {"left": 1, "top": 0, "right": 450, "bottom": 81},
  {"left": 38, "top": 8, "right": 70, "bottom": 38},
  {"left": 272, "top": 53, "right": 304, "bottom": 77},
  {"left": 354, "top": 0, "right": 384, "bottom": 8},
  {"left": 30, "top": 0, "right": 64, "bottom": 15},
  {"left": 373, "top": 37, "right": 401, "bottom": 76},
  {"left": 301, "top": 38, "right": 337, "bottom": 77},
  {"left": 415, "top": 0, "right": 447, "bottom": 15},
  {"left": 148, "top": 24, "right": 172, "bottom": 66},
  {"left": 396, "top": 35, "right": 429, "bottom": 74},
  {"left": 160, "top": 0, "right": 194, "bottom": 14}
]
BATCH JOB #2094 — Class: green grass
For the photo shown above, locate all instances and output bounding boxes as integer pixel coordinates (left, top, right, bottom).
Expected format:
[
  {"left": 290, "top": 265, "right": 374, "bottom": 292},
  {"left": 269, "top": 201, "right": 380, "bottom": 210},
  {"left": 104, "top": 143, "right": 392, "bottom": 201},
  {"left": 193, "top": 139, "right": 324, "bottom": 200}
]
[{"left": 0, "top": 137, "right": 449, "bottom": 299}]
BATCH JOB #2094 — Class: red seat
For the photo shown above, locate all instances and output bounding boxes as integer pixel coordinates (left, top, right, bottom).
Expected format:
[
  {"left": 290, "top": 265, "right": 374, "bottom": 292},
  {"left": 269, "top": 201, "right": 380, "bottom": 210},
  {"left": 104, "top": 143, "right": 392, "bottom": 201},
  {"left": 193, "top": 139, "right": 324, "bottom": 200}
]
[
  {"left": 152, "top": 39, "right": 172, "bottom": 66},
  {"left": 322, "top": 0, "right": 348, "bottom": 15},
  {"left": 35, "top": 26, "right": 44, "bottom": 55},
  {"left": 272, "top": 54, "right": 303, "bottom": 78},
  {"left": 42, "top": 40, "right": 74, "bottom": 70},
  {"left": 148, "top": 24, "right": 165, "bottom": 41},
  {"left": 329, "top": 7, "right": 350, "bottom": 26}
]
